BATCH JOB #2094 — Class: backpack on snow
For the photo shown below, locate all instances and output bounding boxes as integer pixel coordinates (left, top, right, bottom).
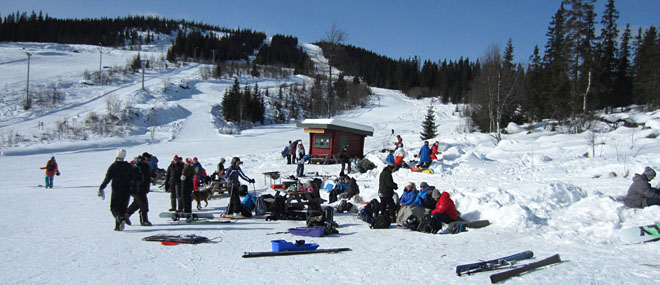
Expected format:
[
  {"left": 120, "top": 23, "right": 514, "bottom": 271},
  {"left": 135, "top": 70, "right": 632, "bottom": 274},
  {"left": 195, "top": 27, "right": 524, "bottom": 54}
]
[
  {"left": 336, "top": 200, "right": 353, "bottom": 213},
  {"left": 371, "top": 214, "right": 391, "bottom": 229},
  {"left": 266, "top": 195, "right": 287, "bottom": 221},
  {"left": 254, "top": 194, "right": 272, "bottom": 216},
  {"left": 417, "top": 214, "right": 443, "bottom": 233},
  {"left": 359, "top": 199, "right": 380, "bottom": 225}
]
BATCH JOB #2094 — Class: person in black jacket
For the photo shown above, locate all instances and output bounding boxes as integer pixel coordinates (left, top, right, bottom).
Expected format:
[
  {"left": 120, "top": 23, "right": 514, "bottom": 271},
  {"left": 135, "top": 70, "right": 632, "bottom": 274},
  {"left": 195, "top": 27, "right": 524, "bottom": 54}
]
[
  {"left": 98, "top": 149, "right": 134, "bottom": 231},
  {"left": 165, "top": 155, "right": 184, "bottom": 212},
  {"left": 126, "top": 153, "right": 153, "bottom": 226},
  {"left": 223, "top": 157, "right": 255, "bottom": 217},
  {"left": 180, "top": 158, "right": 195, "bottom": 221},
  {"left": 378, "top": 162, "right": 398, "bottom": 220},
  {"left": 339, "top": 145, "right": 350, "bottom": 175}
]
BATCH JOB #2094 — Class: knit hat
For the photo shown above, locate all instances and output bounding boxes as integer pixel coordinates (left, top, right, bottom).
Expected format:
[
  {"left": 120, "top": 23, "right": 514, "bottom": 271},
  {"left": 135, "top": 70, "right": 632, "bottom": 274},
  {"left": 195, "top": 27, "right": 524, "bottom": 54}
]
[
  {"left": 644, "top": 167, "right": 656, "bottom": 179},
  {"left": 142, "top": 152, "right": 151, "bottom": 159},
  {"left": 116, "top": 149, "right": 126, "bottom": 160},
  {"left": 432, "top": 189, "right": 441, "bottom": 199},
  {"left": 185, "top": 158, "right": 191, "bottom": 164},
  {"left": 406, "top": 182, "right": 415, "bottom": 188},
  {"left": 173, "top": 155, "right": 179, "bottom": 161}
]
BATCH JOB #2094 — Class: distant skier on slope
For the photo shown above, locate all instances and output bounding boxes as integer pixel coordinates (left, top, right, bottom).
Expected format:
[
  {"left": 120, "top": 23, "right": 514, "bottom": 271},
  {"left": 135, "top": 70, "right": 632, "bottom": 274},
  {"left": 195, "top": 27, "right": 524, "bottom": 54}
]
[{"left": 40, "top": 156, "right": 60, "bottom": 189}]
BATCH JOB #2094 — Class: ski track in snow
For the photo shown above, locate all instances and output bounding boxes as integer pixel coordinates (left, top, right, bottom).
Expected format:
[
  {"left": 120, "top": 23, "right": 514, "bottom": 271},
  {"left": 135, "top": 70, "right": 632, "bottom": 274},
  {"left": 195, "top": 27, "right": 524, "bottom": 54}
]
[{"left": 2, "top": 42, "right": 660, "bottom": 284}]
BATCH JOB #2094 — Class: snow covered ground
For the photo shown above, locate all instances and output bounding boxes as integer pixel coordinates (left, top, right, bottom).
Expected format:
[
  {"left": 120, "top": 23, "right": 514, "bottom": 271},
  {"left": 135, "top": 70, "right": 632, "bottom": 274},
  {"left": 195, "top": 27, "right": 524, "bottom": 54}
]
[{"left": 2, "top": 41, "right": 660, "bottom": 284}]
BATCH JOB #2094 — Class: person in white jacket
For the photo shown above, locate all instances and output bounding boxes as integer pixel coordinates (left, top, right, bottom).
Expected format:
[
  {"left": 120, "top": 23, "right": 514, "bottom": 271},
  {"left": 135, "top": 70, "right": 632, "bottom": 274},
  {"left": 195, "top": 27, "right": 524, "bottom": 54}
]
[{"left": 394, "top": 147, "right": 408, "bottom": 169}]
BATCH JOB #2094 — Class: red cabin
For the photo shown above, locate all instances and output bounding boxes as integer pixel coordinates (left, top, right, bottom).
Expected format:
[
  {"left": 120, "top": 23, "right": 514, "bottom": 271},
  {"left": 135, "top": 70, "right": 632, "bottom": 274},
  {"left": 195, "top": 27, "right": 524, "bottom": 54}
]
[{"left": 296, "top": 119, "right": 374, "bottom": 164}]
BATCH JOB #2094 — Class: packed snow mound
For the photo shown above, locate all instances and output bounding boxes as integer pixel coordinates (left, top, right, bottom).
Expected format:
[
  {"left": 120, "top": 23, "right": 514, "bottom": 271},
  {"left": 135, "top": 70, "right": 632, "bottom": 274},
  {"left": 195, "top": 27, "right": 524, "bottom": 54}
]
[{"left": 506, "top": 122, "right": 523, "bottom": 134}]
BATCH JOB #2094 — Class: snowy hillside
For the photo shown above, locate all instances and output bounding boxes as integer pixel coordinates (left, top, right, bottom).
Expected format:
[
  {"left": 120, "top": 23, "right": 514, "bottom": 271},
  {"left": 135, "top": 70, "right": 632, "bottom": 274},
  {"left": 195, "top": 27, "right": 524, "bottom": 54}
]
[{"left": 2, "top": 41, "right": 660, "bottom": 284}]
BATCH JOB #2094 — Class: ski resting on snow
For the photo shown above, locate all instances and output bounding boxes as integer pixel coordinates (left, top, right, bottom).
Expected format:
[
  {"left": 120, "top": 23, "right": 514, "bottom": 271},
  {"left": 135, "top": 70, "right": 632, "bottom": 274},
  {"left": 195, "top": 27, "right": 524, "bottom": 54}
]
[
  {"left": 242, "top": 248, "right": 351, "bottom": 258},
  {"left": 456, "top": 250, "right": 534, "bottom": 276},
  {"left": 489, "top": 254, "right": 562, "bottom": 283}
]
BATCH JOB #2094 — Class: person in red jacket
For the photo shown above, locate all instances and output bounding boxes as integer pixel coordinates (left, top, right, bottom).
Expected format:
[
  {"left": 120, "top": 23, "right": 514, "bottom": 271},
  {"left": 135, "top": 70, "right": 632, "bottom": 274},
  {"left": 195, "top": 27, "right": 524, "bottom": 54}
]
[
  {"left": 40, "top": 156, "right": 60, "bottom": 189},
  {"left": 430, "top": 189, "right": 458, "bottom": 225},
  {"left": 429, "top": 141, "right": 442, "bottom": 160}
]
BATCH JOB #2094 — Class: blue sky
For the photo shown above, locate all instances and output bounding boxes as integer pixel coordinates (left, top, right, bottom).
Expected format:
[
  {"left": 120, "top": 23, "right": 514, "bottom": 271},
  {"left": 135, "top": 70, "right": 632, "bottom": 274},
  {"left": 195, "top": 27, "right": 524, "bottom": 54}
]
[{"left": 2, "top": 0, "right": 659, "bottom": 63}]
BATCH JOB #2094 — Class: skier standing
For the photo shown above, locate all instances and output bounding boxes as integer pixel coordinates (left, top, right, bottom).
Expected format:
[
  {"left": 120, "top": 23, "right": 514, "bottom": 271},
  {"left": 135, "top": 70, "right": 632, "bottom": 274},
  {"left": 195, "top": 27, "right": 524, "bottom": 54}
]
[
  {"left": 40, "top": 156, "right": 60, "bottom": 189},
  {"left": 98, "top": 149, "right": 134, "bottom": 231},
  {"left": 223, "top": 157, "right": 255, "bottom": 218},
  {"left": 126, "top": 153, "right": 152, "bottom": 226},
  {"left": 165, "top": 155, "right": 184, "bottom": 212},
  {"left": 180, "top": 158, "right": 195, "bottom": 221}
]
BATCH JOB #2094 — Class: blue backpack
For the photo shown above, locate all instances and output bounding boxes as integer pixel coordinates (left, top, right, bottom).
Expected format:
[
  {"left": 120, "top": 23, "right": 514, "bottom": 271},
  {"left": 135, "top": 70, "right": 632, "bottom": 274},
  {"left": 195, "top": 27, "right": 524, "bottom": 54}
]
[
  {"left": 241, "top": 193, "right": 256, "bottom": 211},
  {"left": 281, "top": 146, "right": 289, "bottom": 158}
]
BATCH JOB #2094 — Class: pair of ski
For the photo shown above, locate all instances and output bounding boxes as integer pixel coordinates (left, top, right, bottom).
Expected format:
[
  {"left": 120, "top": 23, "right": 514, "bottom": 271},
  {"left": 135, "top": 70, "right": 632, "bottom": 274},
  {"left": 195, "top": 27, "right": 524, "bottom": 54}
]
[{"left": 456, "top": 250, "right": 561, "bottom": 283}]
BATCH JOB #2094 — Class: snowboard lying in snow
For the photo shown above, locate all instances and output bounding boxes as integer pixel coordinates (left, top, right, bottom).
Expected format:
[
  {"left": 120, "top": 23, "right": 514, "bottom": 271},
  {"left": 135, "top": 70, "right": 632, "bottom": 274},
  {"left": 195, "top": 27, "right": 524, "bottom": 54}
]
[
  {"left": 409, "top": 166, "right": 435, "bottom": 174},
  {"left": 619, "top": 222, "right": 660, "bottom": 244},
  {"left": 143, "top": 234, "right": 218, "bottom": 245},
  {"left": 159, "top": 212, "right": 214, "bottom": 221}
]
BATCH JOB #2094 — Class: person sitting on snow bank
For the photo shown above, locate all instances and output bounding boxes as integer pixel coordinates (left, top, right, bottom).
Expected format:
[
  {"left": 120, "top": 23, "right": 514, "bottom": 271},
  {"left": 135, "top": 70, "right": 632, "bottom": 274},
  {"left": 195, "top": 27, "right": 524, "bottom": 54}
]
[{"left": 624, "top": 166, "right": 660, "bottom": 208}]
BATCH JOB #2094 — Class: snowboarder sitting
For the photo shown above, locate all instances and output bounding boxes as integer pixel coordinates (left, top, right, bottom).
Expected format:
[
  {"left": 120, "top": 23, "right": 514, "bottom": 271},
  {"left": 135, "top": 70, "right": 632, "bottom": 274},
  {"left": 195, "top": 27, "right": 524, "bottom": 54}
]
[
  {"left": 328, "top": 176, "right": 348, "bottom": 204},
  {"left": 40, "top": 156, "right": 60, "bottom": 189},
  {"left": 430, "top": 189, "right": 458, "bottom": 228},
  {"left": 396, "top": 182, "right": 419, "bottom": 225},
  {"left": 417, "top": 141, "right": 432, "bottom": 168},
  {"left": 429, "top": 141, "right": 442, "bottom": 160},
  {"left": 624, "top": 166, "right": 660, "bottom": 208}
]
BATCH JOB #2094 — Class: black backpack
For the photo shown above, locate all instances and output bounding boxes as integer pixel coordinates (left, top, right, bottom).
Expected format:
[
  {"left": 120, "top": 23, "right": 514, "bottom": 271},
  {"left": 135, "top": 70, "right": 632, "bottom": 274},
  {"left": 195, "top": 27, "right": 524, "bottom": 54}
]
[
  {"left": 359, "top": 199, "right": 380, "bottom": 224},
  {"left": 371, "top": 214, "right": 391, "bottom": 229},
  {"left": 266, "top": 195, "right": 287, "bottom": 221},
  {"left": 417, "top": 214, "right": 442, "bottom": 233}
]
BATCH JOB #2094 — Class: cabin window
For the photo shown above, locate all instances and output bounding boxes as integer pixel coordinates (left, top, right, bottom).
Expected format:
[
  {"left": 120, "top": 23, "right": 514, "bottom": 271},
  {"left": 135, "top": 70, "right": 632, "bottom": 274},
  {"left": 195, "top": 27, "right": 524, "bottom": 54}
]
[{"left": 314, "top": 136, "right": 330, "bottom": 149}]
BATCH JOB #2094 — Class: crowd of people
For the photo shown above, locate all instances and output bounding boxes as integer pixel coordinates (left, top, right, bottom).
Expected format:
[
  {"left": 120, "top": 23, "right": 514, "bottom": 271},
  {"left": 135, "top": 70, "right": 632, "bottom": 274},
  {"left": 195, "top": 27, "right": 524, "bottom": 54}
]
[
  {"left": 40, "top": 130, "right": 659, "bottom": 233},
  {"left": 96, "top": 149, "right": 255, "bottom": 230}
]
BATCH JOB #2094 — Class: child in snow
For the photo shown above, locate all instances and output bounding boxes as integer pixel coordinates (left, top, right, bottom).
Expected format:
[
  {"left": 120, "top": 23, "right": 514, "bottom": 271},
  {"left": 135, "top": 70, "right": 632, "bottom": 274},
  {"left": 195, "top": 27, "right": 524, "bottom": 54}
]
[
  {"left": 429, "top": 141, "right": 442, "bottom": 160},
  {"left": 40, "top": 156, "right": 60, "bottom": 188}
]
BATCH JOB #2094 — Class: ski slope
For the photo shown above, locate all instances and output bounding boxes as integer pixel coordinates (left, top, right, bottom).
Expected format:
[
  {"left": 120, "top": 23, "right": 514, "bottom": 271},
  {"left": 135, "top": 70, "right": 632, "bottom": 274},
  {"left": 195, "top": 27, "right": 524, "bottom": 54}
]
[{"left": 2, "top": 42, "right": 660, "bottom": 284}]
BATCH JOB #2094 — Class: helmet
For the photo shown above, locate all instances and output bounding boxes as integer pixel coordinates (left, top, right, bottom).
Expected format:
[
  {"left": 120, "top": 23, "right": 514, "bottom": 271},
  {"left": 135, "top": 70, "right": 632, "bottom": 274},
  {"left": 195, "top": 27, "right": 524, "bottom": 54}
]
[
  {"left": 219, "top": 158, "right": 226, "bottom": 164},
  {"left": 405, "top": 215, "right": 420, "bottom": 230}
]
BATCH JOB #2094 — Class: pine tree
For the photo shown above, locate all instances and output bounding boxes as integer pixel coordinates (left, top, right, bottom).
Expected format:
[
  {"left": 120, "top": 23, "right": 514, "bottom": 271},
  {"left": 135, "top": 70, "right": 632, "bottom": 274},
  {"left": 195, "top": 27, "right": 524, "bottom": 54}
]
[
  {"left": 420, "top": 103, "right": 437, "bottom": 140},
  {"left": 594, "top": 0, "right": 619, "bottom": 110},
  {"left": 613, "top": 24, "right": 633, "bottom": 108}
]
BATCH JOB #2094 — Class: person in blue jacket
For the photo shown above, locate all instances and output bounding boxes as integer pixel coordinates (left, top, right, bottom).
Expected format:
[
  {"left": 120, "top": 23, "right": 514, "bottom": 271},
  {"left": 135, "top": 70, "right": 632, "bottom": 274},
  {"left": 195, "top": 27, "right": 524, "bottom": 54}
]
[
  {"left": 386, "top": 150, "right": 395, "bottom": 165},
  {"left": 399, "top": 182, "right": 418, "bottom": 207},
  {"left": 413, "top": 182, "right": 432, "bottom": 209},
  {"left": 417, "top": 141, "right": 432, "bottom": 168},
  {"left": 328, "top": 176, "right": 348, "bottom": 203},
  {"left": 396, "top": 182, "right": 419, "bottom": 225}
]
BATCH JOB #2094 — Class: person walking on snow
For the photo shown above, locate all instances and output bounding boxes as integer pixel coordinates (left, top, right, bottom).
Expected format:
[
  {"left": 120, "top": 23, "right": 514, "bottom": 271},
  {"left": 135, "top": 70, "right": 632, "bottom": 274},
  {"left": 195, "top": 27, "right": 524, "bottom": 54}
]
[
  {"left": 126, "top": 153, "right": 152, "bottom": 226},
  {"left": 98, "top": 149, "right": 135, "bottom": 231},
  {"left": 40, "top": 156, "right": 60, "bottom": 188},
  {"left": 624, "top": 167, "right": 660, "bottom": 208},
  {"left": 223, "top": 157, "right": 255, "bottom": 217}
]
